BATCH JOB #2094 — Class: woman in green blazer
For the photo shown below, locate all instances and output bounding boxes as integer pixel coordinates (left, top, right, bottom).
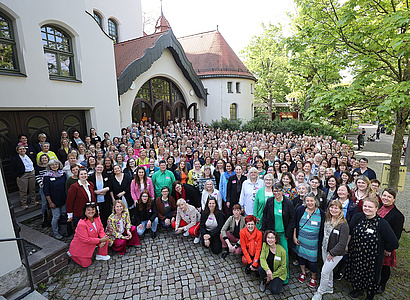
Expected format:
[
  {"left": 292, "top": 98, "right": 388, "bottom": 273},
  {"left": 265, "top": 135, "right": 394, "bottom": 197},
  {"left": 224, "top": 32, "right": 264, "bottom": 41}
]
[
  {"left": 253, "top": 173, "right": 274, "bottom": 230},
  {"left": 258, "top": 230, "right": 287, "bottom": 295}
]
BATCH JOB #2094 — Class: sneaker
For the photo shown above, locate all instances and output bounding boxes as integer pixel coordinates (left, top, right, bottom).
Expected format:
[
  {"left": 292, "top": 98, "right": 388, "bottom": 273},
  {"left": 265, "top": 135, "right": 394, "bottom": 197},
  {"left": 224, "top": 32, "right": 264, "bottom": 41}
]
[
  {"left": 309, "top": 278, "right": 317, "bottom": 288},
  {"left": 54, "top": 233, "right": 63, "bottom": 240},
  {"left": 183, "top": 230, "right": 190, "bottom": 237},
  {"left": 193, "top": 237, "right": 200, "bottom": 244},
  {"left": 292, "top": 260, "right": 299, "bottom": 266},
  {"left": 66, "top": 251, "right": 72, "bottom": 258},
  {"left": 298, "top": 273, "right": 306, "bottom": 283},
  {"left": 334, "top": 272, "right": 343, "bottom": 281},
  {"left": 324, "top": 287, "right": 334, "bottom": 294},
  {"left": 96, "top": 254, "right": 110, "bottom": 261},
  {"left": 259, "top": 280, "right": 266, "bottom": 292},
  {"left": 312, "top": 292, "right": 322, "bottom": 300}
]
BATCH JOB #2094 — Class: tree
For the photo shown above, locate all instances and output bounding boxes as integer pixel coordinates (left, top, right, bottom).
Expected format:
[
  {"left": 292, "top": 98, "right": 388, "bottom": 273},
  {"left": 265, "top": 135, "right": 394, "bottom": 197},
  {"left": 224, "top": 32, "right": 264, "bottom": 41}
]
[
  {"left": 241, "top": 24, "right": 291, "bottom": 118},
  {"left": 292, "top": 0, "right": 410, "bottom": 190}
]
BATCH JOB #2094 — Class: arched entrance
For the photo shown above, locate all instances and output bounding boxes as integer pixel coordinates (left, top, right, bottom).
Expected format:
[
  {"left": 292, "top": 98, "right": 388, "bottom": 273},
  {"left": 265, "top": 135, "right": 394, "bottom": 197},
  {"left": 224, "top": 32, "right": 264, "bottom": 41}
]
[{"left": 132, "top": 77, "right": 191, "bottom": 126}]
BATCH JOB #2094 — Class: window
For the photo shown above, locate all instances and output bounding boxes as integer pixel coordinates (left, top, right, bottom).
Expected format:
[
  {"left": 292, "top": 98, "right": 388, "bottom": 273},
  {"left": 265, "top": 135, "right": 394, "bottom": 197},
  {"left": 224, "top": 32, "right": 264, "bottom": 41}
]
[
  {"left": 236, "top": 82, "right": 241, "bottom": 93},
  {"left": 251, "top": 83, "right": 254, "bottom": 94},
  {"left": 230, "top": 103, "right": 237, "bottom": 120},
  {"left": 227, "top": 82, "right": 233, "bottom": 93},
  {"left": 0, "top": 13, "right": 18, "bottom": 72},
  {"left": 108, "top": 19, "right": 118, "bottom": 42},
  {"left": 93, "top": 12, "right": 102, "bottom": 28},
  {"left": 41, "top": 25, "right": 74, "bottom": 78}
]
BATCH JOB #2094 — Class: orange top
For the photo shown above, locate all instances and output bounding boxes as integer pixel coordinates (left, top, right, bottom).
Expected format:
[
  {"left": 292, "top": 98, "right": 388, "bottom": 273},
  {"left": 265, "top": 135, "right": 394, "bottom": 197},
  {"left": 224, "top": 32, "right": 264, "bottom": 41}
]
[
  {"left": 180, "top": 172, "right": 187, "bottom": 184},
  {"left": 240, "top": 227, "right": 263, "bottom": 267}
]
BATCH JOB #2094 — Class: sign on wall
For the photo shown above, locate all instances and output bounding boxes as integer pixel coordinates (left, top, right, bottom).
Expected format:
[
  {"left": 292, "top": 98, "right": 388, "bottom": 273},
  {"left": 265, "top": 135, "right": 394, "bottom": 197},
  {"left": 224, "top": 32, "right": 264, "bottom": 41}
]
[{"left": 380, "top": 163, "right": 407, "bottom": 191}]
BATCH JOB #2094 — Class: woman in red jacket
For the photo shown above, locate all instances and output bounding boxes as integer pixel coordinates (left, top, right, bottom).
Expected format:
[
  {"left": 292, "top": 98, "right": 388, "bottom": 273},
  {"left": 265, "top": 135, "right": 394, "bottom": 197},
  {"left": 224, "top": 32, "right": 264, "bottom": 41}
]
[
  {"left": 68, "top": 203, "right": 110, "bottom": 267},
  {"left": 240, "top": 215, "right": 263, "bottom": 275},
  {"left": 67, "top": 169, "right": 97, "bottom": 226}
]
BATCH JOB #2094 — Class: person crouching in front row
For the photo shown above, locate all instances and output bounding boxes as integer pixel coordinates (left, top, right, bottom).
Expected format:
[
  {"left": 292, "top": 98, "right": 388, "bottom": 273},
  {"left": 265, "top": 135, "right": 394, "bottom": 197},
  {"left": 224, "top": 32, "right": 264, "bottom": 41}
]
[
  {"left": 68, "top": 203, "right": 110, "bottom": 267},
  {"left": 240, "top": 215, "right": 263, "bottom": 276}
]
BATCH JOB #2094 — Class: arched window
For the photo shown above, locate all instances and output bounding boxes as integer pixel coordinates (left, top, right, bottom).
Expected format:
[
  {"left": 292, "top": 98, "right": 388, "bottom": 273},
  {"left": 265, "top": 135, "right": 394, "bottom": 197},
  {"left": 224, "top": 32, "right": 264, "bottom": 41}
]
[
  {"left": 230, "top": 103, "right": 238, "bottom": 120},
  {"left": 41, "top": 25, "right": 74, "bottom": 78},
  {"left": 0, "top": 12, "right": 19, "bottom": 72},
  {"left": 93, "top": 12, "right": 102, "bottom": 28},
  {"left": 108, "top": 19, "right": 118, "bottom": 42}
]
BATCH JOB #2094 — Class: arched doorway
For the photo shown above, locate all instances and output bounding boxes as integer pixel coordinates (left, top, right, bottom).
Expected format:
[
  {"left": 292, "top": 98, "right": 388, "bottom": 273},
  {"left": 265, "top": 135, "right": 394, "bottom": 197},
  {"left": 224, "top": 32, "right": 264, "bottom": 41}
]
[{"left": 132, "top": 77, "right": 190, "bottom": 126}]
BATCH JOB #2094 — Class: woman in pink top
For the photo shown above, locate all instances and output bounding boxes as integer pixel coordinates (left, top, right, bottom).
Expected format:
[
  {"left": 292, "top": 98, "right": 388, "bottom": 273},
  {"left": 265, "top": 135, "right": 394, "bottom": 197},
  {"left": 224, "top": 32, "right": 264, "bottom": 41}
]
[
  {"left": 68, "top": 203, "right": 110, "bottom": 267},
  {"left": 131, "top": 167, "right": 154, "bottom": 205}
]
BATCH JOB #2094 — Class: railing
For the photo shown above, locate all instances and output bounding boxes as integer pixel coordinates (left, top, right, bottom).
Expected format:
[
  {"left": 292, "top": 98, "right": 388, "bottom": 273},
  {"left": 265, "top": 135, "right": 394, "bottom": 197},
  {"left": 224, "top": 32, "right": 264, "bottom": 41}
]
[{"left": 0, "top": 237, "right": 35, "bottom": 300}]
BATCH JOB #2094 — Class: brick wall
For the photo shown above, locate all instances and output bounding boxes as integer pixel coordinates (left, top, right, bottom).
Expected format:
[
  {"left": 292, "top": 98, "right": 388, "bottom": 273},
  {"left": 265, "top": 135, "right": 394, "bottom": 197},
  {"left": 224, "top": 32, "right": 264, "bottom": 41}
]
[{"left": 31, "top": 248, "right": 68, "bottom": 284}]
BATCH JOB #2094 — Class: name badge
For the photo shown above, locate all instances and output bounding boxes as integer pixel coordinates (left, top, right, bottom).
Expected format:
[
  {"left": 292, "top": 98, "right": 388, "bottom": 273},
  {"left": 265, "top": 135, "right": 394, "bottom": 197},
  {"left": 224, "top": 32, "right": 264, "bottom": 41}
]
[
  {"left": 89, "top": 227, "right": 93, "bottom": 231},
  {"left": 209, "top": 217, "right": 213, "bottom": 220},
  {"left": 149, "top": 209, "right": 152, "bottom": 212},
  {"left": 186, "top": 199, "right": 190, "bottom": 202},
  {"left": 278, "top": 209, "right": 282, "bottom": 213},
  {"left": 166, "top": 177, "right": 170, "bottom": 179},
  {"left": 50, "top": 177, "right": 56, "bottom": 181},
  {"left": 104, "top": 177, "right": 108, "bottom": 181},
  {"left": 164, "top": 203, "right": 169, "bottom": 207},
  {"left": 186, "top": 214, "right": 189, "bottom": 217},
  {"left": 232, "top": 180, "right": 237, "bottom": 184},
  {"left": 333, "top": 229, "right": 339, "bottom": 235},
  {"left": 275, "top": 256, "right": 281, "bottom": 261},
  {"left": 311, "top": 221, "right": 318, "bottom": 226},
  {"left": 366, "top": 228, "right": 374, "bottom": 234}
]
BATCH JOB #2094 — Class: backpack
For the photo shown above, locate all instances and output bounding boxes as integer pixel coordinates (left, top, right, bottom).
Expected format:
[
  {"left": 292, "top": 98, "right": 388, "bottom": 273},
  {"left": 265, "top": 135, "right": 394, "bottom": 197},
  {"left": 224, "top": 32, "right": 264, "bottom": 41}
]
[{"left": 58, "top": 212, "right": 73, "bottom": 237}]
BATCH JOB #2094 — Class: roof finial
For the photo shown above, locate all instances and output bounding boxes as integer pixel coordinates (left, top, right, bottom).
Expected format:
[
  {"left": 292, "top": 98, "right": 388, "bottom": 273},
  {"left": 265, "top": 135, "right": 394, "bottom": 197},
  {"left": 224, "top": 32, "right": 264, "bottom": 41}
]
[
  {"left": 160, "top": 0, "right": 163, "bottom": 15},
  {"left": 217, "top": 25, "right": 219, "bottom": 32}
]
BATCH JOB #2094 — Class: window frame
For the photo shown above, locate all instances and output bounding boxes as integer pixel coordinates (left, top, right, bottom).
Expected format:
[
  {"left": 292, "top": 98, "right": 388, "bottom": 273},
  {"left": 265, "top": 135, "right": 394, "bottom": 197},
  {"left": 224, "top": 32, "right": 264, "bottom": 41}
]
[
  {"left": 236, "top": 82, "right": 241, "bottom": 93},
  {"left": 227, "top": 81, "right": 233, "bottom": 93},
  {"left": 41, "top": 25, "right": 75, "bottom": 79},
  {"left": 230, "top": 103, "right": 238, "bottom": 120},
  {"left": 108, "top": 19, "right": 118, "bottom": 43},
  {"left": 93, "top": 12, "right": 103, "bottom": 29},
  {"left": 0, "top": 12, "right": 20, "bottom": 74}
]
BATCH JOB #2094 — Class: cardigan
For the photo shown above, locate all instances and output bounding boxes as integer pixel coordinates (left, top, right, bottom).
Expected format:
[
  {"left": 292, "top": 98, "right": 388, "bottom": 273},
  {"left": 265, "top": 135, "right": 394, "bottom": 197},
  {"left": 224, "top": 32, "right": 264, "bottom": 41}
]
[
  {"left": 171, "top": 183, "right": 201, "bottom": 208},
  {"left": 175, "top": 204, "right": 200, "bottom": 230},
  {"left": 380, "top": 205, "right": 405, "bottom": 240},
  {"left": 260, "top": 242, "right": 287, "bottom": 281},
  {"left": 134, "top": 201, "right": 158, "bottom": 225},
  {"left": 43, "top": 175, "right": 66, "bottom": 207},
  {"left": 349, "top": 213, "right": 399, "bottom": 284},
  {"left": 325, "top": 221, "right": 350, "bottom": 257},
  {"left": 155, "top": 195, "right": 177, "bottom": 220},
  {"left": 106, "top": 211, "right": 132, "bottom": 246},
  {"left": 130, "top": 177, "right": 155, "bottom": 202},
  {"left": 11, "top": 154, "right": 35, "bottom": 178},
  {"left": 199, "top": 210, "right": 224, "bottom": 237},
  {"left": 240, "top": 227, "right": 263, "bottom": 268},
  {"left": 221, "top": 215, "right": 245, "bottom": 244},
  {"left": 261, "top": 196, "right": 295, "bottom": 241},
  {"left": 226, "top": 174, "right": 247, "bottom": 206},
  {"left": 66, "top": 181, "right": 97, "bottom": 218}
]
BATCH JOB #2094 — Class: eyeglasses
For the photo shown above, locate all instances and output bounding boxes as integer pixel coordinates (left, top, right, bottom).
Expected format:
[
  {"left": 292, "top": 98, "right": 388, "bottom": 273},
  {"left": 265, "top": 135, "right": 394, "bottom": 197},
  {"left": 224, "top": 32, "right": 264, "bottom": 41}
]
[{"left": 272, "top": 190, "right": 282, "bottom": 194}]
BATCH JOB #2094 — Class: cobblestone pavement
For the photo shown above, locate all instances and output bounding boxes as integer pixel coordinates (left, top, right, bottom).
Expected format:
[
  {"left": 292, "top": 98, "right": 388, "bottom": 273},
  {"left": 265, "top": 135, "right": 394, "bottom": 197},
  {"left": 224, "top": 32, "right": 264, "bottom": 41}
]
[{"left": 29, "top": 127, "right": 409, "bottom": 300}]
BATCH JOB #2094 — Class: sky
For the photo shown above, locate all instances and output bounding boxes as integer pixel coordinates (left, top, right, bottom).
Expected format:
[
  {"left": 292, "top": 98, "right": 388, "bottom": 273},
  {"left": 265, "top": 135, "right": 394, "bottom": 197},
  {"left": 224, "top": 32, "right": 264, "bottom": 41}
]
[{"left": 141, "top": 0, "right": 296, "bottom": 57}]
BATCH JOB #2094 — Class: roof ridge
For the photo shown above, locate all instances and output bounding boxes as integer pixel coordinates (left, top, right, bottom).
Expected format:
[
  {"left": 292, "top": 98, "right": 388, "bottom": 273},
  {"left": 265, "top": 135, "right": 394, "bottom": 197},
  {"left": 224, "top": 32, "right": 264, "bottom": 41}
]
[
  {"left": 115, "top": 31, "right": 166, "bottom": 46},
  {"left": 178, "top": 30, "right": 218, "bottom": 39}
]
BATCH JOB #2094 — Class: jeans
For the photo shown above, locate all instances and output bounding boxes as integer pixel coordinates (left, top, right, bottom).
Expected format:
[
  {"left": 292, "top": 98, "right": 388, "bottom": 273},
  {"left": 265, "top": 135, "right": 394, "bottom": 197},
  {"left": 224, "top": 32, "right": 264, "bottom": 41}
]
[
  {"left": 258, "top": 266, "right": 284, "bottom": 295},
  {"left": 137, "top": 217, "right": 159, "bottom": 235},
  {"left": 317, "top": 249, "right": 343, "bottom": 295},
  {"left": 51, "top": 204, "right": 66, "bottom": 236},
  {"left": 40, "top": 187, "right": 47, "bottom": 218},
  {"left": 160, "top": 210, "right": 175, "bottom": 228}
]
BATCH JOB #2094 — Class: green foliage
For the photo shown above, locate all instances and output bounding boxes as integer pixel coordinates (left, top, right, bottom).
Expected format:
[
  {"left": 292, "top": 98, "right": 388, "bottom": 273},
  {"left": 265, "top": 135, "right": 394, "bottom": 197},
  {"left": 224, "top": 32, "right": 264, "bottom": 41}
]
[
  {"left": 210, "top": 117, "right": 242, "bottom": 131},
  {"left": 242, "top": 116, "right": 349, "bottom": 143}
]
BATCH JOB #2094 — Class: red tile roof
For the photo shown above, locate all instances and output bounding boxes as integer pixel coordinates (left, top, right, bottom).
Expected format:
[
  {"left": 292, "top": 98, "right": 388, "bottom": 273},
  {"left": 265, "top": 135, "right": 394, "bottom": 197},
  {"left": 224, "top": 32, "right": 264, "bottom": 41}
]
[
  {"left": 154, "top": 14, "right": 171, "bottom": 33},
  {"left": 178, "top": 30, "right": 256, "bottom": 80},
  {"left": 114, "top": 32, "right": 164, "bottom": 78}
]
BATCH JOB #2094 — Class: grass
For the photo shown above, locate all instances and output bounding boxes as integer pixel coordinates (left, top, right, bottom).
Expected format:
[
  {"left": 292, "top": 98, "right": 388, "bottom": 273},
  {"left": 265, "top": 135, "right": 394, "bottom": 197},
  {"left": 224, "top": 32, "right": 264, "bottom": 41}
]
[{"left": 387, "top": 231, "right": 410, "bottom": 297}]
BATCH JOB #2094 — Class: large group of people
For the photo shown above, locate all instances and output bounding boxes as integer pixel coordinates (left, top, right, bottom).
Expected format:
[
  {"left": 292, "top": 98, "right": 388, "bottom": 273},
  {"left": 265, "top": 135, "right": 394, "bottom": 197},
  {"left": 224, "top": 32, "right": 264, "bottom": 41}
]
[{"left": 12, "top": 118, "right": 405, "bottom": 299}]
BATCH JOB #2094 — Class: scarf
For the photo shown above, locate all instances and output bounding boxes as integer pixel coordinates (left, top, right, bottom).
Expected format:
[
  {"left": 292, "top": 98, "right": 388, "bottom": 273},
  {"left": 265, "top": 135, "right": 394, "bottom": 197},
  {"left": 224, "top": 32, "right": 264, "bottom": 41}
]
[{"left": 44, "top": 170, "right": 64, "bottom": 178}]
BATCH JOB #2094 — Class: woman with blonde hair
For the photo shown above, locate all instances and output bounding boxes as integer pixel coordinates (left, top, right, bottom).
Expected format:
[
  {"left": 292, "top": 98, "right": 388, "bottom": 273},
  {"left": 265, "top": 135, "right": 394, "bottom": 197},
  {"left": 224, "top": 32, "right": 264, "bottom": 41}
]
[
  {"left": 312, "top": 200, "right": 349, "bottom": 300},
  {"left": 106, "top": 200, "right": 140, "bottom": 255},
  {"left": 351, "top": 175, "right": 379, "bottom": 212}
]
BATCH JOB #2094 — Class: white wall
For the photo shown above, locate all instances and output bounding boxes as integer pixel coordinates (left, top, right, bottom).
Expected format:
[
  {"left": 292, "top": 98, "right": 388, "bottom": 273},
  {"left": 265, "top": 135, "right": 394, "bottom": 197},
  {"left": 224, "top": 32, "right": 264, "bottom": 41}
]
[
  {"left": 200, "top": 77, "right": 255, "bottom": 124},
  {"left": 0, "top": 0, "right": 121, "bottom": 136},
  {"left": 85, "top": 0, "right": 143, "bottom": 42},
  {"left": 0, "top": 168, "right": 21, "bottom": 277},
  {"left": 119, "top": 49, "right": 202, "bottom": 127}
]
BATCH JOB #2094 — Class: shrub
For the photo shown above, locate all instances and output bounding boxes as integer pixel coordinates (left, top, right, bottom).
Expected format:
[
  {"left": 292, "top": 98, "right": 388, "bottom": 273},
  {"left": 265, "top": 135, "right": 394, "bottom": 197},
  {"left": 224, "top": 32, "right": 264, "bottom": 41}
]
[{"left": 210, "top": 117, "right": 242, "bottom": 131}]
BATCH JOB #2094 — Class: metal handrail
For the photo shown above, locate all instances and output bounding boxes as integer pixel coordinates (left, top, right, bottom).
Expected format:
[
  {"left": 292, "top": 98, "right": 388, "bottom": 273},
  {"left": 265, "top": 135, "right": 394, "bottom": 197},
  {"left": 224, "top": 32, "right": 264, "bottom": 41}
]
[{"left": 0, "top": 237, "right": 35, "bottom": 300}]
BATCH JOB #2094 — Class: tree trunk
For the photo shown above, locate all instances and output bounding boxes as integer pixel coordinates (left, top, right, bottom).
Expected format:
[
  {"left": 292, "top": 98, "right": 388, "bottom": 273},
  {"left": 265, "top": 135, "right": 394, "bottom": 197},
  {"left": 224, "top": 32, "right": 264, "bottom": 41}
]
[
  {"left": 388, "top": 111, "right": 407, "bottom": 190},
  {"left": 405, "top": 132, "right": 410, "bottom": 166}
]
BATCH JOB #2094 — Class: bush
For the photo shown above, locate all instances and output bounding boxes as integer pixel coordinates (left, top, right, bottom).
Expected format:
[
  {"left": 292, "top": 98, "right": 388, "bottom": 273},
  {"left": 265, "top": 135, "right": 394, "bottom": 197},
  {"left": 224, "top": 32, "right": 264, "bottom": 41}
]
[
  {"left": 242, "top": 117, "right": 350, "bottom": 143},
  {"left": 210, "top": 117, "right": 242, "bottom": 131}
]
